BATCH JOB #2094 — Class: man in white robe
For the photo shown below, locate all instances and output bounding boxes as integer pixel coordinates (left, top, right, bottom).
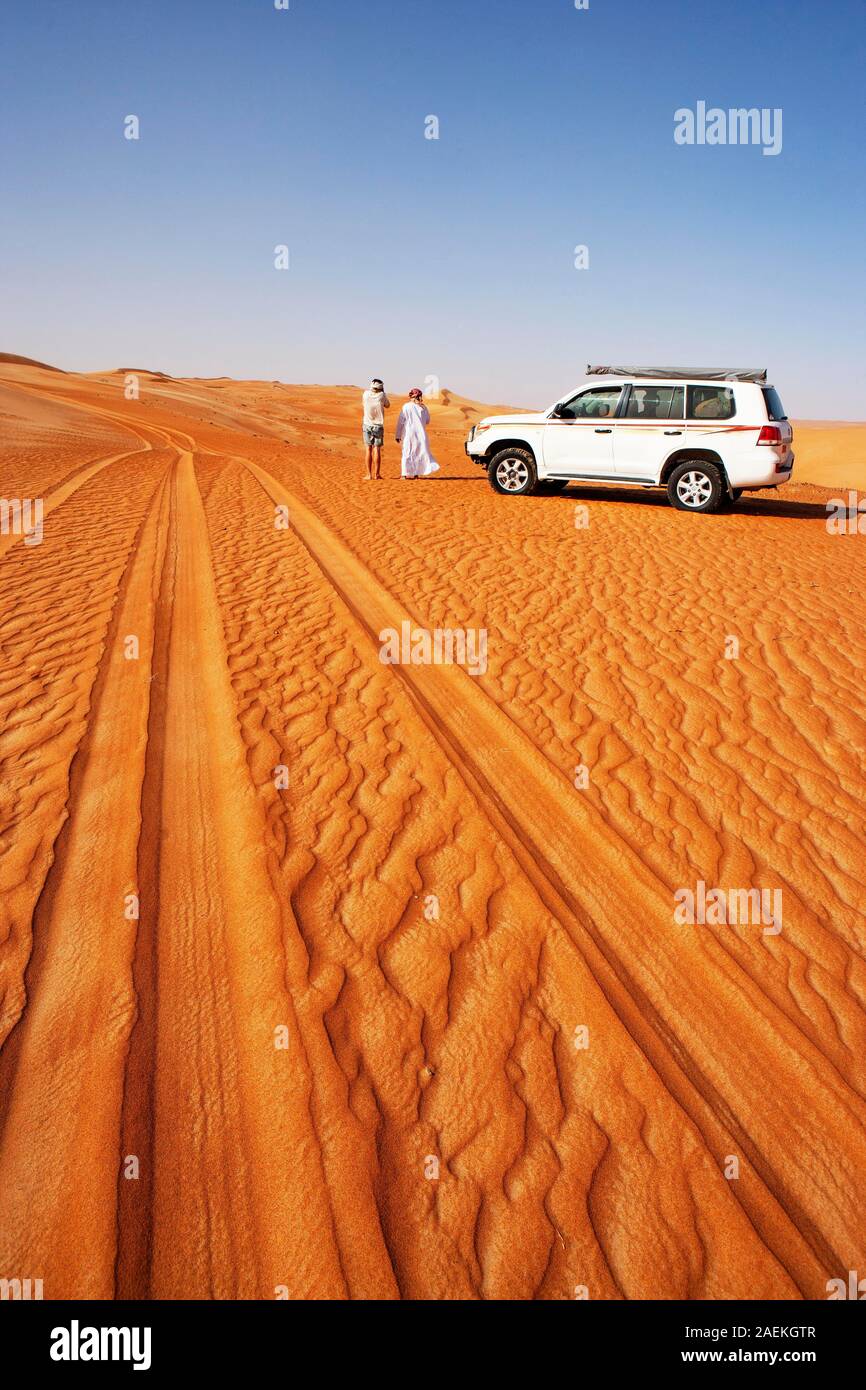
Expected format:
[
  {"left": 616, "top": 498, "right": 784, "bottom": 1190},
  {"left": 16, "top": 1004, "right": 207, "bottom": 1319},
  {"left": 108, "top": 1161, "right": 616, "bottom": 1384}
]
[{"left": 396, "top": 389, "right": 440, "bottom": 478}]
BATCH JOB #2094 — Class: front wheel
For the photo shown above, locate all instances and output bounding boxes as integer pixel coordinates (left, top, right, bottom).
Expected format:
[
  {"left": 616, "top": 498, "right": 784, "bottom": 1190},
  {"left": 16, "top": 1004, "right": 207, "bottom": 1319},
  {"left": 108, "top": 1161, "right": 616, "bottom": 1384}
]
[
  {"left": 666, "top": 460, "right": 723, "bottom": 513},
  {"left": 488, "top": 447, "right": 538, "bottom": 496}
]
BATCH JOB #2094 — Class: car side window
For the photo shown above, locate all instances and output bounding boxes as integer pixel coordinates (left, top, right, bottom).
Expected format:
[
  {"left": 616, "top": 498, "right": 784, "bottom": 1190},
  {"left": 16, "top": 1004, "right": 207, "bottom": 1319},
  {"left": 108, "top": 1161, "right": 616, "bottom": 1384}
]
[
  {"left": 624, "top": 386, "right": 684, "bottom": 419},
  {"left": 687, "top": 386, "right": 735, "bottom": 420},
  {"left": 559, "top": 387, "right": 622, "bottom": 420}
]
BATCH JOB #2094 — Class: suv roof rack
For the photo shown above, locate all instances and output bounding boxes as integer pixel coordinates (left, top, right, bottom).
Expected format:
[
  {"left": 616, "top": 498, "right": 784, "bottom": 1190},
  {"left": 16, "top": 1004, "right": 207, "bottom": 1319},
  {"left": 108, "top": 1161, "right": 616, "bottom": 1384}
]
[{"left": 587, "top": 365, "right": 768, "bottom": 384}]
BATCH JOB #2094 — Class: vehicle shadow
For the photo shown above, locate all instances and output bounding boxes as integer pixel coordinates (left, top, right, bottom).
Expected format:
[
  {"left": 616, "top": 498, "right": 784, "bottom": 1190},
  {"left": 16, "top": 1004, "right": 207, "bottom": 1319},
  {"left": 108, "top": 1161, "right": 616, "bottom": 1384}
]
[
  {"left": 532, "top": 485, "right": 831, "bottom": 521},
  {"left": 426, "top": 472, "right": 485, "bottom": 481}
]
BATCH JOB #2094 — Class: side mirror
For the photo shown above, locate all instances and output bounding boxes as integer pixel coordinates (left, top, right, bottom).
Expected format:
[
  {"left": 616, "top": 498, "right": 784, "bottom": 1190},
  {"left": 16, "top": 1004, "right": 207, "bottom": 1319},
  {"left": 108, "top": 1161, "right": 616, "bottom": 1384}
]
[{"left": 550, "top": 403, "right": 566, "bottom": 418}]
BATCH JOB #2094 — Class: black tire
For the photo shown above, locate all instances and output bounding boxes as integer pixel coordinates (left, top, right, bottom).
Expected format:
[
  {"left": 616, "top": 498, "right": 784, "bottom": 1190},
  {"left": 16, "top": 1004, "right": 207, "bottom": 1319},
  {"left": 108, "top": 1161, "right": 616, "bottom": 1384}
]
[
  {"left": 488, "top": 447, "right": 538, "bottom": 496},
  {"left": 536, "top": 479, "right": 569, "bottom": 494},
  {"left": 666, "top": 460, "right": 723, "bottom": 513}
]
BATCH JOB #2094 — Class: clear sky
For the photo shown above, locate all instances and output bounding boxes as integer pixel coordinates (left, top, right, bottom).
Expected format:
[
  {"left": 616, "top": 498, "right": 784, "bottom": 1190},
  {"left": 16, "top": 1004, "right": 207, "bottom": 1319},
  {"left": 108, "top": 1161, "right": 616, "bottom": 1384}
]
[{"left": 2, "top": 0, "right": 864, "bottom": 415}]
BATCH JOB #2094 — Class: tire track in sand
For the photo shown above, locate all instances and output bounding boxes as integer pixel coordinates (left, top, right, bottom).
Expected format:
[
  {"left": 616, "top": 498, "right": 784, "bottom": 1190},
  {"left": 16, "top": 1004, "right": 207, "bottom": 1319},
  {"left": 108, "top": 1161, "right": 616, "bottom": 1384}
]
[
  {"left": 0, "top": 444, "right": 176, "bottom": 1057},
  {"left": 0, "top": 426, "right": 365, "bottom": 1298},
  {"left": 0, "top": 379, "right": 191, "bottom": 565},
  {"left": 112, "top": 445, "right": 357, "bottom": 1298},
  {"left": 242, "top": 456, "right": 866, "bottom": 1286},
  {"left": 0, "top": 444, "right": 153, "bottom": 562},
  {"left": 199, "top": 456, "right": 802, "bottom": 1298},
  {"left": 0, "top": 468, "right": 171, "bottom": 1297}
]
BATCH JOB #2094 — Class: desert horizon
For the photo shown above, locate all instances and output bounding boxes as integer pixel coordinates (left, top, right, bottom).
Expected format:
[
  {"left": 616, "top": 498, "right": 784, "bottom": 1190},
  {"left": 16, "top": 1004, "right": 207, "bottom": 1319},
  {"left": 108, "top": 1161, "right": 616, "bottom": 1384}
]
[{"left": 4, "top": 351, "right": 866, "bottom": 492}]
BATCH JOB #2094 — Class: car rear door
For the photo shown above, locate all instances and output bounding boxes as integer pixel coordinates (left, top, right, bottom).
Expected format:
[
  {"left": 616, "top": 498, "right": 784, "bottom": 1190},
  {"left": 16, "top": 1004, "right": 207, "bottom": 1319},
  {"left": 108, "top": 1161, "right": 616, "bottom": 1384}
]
[{"left": 613, "top": 383, "right": 685, "bottom": 479}]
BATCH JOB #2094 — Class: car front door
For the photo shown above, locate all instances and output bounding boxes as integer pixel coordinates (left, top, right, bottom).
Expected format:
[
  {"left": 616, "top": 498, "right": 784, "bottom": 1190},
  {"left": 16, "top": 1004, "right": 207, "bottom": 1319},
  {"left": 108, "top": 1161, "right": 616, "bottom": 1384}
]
[
  {"left": 613, "top": 383, "right": 685, "bottom": 479},
  {"left": 542, "top": 386, "right": 622, "bottom": 478}
]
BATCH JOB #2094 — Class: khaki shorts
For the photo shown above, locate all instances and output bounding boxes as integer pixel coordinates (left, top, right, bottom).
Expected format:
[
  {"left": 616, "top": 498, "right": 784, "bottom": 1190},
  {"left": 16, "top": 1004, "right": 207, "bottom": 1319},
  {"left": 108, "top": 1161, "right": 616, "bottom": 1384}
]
[{"left": 363, "top": 424, "right": 384, "bottom": 447}]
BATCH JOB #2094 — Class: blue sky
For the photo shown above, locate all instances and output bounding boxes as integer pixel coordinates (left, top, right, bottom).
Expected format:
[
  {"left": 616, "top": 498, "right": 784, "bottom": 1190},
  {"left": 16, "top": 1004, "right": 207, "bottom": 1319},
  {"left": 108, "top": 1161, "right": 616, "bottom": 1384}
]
[{"left": 1, "top": 0, "right": 864, "bottom": 415}]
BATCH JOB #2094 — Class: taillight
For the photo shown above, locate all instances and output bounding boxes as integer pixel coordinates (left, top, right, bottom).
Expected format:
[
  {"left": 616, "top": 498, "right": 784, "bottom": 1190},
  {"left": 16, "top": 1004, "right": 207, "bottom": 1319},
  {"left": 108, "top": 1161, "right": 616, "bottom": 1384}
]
[{"left": 757, "top": 425, "right": 782, "bottom": 446}]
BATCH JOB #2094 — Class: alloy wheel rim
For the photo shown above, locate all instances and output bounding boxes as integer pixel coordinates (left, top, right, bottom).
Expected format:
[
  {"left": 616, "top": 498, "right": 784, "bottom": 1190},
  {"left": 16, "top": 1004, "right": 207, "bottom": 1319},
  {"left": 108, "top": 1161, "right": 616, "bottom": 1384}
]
[
  {"left": 497, "top": 457, "right": 529, "bottom": 491},
  {"left": 676, "top": 471, "right": 713, "bottom": 507}
]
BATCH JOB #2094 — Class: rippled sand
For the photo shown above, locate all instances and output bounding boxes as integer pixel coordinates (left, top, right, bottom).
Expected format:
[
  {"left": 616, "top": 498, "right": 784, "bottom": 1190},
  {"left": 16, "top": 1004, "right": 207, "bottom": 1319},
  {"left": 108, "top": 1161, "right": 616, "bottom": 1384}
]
[{"left": 1, "top": 359, "right": 864, "bottom": 1299}]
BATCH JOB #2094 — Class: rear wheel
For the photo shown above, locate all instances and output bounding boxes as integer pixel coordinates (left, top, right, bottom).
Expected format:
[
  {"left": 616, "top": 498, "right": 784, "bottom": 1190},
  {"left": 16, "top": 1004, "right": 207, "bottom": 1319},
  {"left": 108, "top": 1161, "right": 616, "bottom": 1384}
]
[
  {"left": 667, "top": 460, "right": 723, "bottom": 513},
  {"left": 489, "top": 447, "right": 537, "bottom": 496}
]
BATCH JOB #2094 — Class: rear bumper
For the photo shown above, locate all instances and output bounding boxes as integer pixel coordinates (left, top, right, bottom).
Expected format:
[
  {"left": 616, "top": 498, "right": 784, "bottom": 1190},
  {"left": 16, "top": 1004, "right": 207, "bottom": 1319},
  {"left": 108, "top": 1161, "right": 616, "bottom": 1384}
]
[
  {"left": 730, "top": 452, "right": 794, "bottom": 488},
  {"left": 739, "top": 458, "right": 794, "bottom": 490}
]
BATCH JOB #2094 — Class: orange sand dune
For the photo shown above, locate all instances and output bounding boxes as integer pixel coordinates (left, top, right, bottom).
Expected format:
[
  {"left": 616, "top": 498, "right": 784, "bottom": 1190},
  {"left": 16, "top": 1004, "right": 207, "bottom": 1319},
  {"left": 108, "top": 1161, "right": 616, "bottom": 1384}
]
[
  {"left": 787, "top": 421, "right": 866, "bottom": 491},
  {"left": 0, "top": 359, "right": 864, "bottom": 1300},
  {"left": 0, "top": 352, "right": 65, "bottom": 372}
]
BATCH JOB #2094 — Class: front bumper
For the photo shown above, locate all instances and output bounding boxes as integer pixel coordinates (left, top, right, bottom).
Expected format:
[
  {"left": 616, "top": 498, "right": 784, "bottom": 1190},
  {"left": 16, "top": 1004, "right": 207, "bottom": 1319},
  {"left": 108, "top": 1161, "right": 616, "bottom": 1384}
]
[{"left": 465, "top": 435, "right": 487, "bottom": 465}]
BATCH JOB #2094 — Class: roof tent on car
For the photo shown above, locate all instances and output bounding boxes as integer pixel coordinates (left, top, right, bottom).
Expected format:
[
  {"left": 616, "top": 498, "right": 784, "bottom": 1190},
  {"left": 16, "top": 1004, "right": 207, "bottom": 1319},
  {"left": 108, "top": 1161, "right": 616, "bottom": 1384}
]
[{"left": 586, "top": 366, "right": 768, "bottom": 383}]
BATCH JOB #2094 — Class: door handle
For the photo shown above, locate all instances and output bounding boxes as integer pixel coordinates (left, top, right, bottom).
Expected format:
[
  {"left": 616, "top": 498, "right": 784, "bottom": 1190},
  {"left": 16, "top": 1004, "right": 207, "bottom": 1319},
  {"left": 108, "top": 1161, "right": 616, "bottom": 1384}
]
[
  {"left": 664, "top": 429, "right": 682, "bottom": 435},
  {"left": 594, "top": 427, "right": 612, "bottom": 434}
]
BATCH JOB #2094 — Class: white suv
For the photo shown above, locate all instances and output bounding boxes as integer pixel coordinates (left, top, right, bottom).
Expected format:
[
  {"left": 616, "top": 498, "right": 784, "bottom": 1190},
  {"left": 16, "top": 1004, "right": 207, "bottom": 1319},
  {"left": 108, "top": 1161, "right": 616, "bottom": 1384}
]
[{"left": 465, "top": 366, "right": 794, "bottom": 512}]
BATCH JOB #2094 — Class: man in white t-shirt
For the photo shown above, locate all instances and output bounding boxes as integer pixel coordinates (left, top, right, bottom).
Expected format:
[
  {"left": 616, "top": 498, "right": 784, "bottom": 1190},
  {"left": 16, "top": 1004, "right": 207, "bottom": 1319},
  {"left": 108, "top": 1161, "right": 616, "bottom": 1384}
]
[{"left": 361, "top": 378, "right": 390, "bottom": 480}]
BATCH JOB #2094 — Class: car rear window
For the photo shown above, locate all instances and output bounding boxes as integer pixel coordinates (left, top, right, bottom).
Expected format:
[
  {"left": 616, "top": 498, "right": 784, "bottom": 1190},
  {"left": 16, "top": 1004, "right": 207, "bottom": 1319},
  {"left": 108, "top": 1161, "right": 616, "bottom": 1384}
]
[
  {"left": 624, "top": 385, "right": 684, "bottom": 419},
  {"left": 687, "top": 386, "right": 735, "bottom": 421},
  {"left": 762, "top": 386, "right": 788, "bottom": 420}
]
